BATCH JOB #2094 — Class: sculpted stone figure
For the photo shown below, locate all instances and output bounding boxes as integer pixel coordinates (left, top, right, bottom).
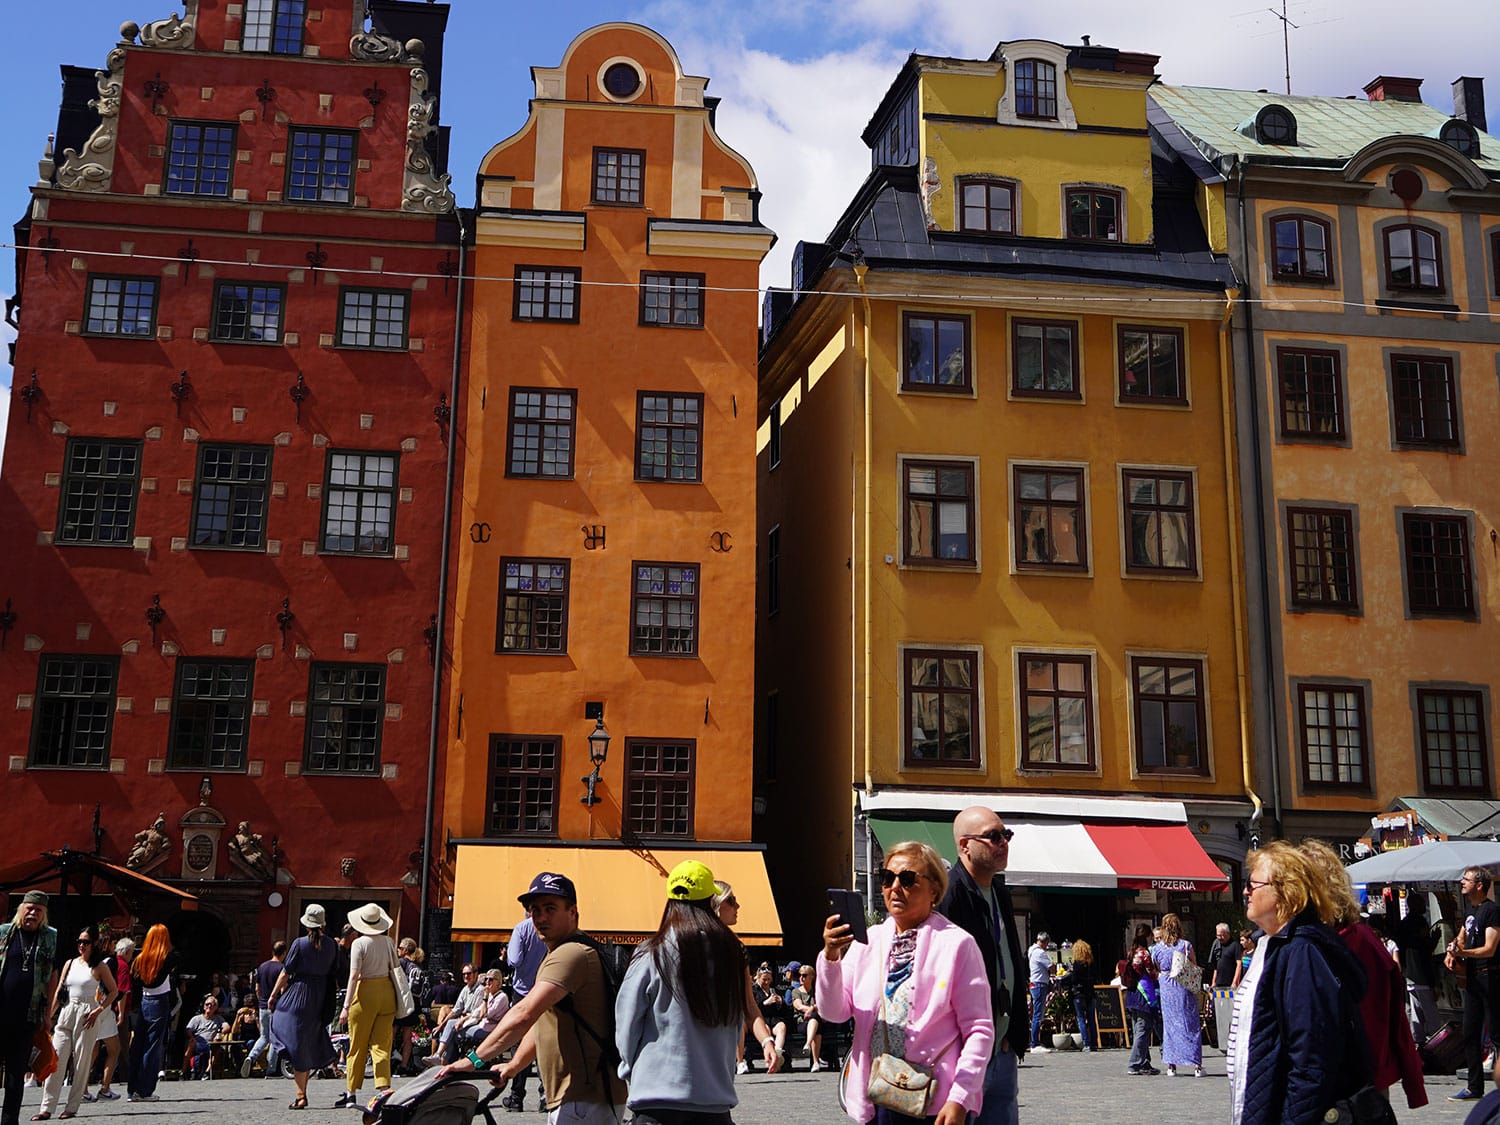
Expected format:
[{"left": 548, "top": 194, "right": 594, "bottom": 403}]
[
  {"left": 127, "top": 813, "right": 170, "bottom": 869},
  {"left": 227, "top": 820, "right": 273, "bottom": 878}
]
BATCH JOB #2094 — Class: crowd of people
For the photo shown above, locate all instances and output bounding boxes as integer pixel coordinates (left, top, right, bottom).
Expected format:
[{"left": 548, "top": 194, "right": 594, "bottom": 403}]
[{"left": 4, "top": 827, "right": 1500, "bottom": 1124}]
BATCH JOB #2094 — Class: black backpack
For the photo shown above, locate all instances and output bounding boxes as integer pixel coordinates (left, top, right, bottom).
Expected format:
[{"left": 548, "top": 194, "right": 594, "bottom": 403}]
[{"left": 550, "top": 933, "right": 622, "bottom": 1104}]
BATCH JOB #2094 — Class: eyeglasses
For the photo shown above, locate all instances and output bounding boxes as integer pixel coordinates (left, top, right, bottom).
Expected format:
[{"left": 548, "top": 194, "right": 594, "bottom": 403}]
[
  {"left": 77, "top": 938, "right": 91, "bottom": 946},
  {"left": 723, "top": 897, "right": 739, "bottom": 908},
  {"left": 798, "top": 971, "right": 813, "bottom": 978},
  {"left": 1244, "top": 879, "right": 1273, "bottom": 895},
  {"left": 879, "top": 868, "right": 923, "bottom": 889},
  {"left": 962, "top": 829, "right": 1014, "bottom": 845}
]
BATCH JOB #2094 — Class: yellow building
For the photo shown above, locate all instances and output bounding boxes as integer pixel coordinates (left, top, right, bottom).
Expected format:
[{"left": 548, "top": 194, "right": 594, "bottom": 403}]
[
  {"left": 758, "top": 41, "right": 1251, "bottom": 951},
  {"left": 1152, "top": 77, "right": 1500, "bottom": 849},
  {"left": 443, "top": 23, "right": 780, "bottom": 949}
]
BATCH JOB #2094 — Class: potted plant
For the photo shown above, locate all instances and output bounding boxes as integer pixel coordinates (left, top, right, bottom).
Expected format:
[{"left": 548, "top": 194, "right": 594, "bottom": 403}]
[{"left": 1044, "top": 989, "right": 1077, "bottom": 1050}]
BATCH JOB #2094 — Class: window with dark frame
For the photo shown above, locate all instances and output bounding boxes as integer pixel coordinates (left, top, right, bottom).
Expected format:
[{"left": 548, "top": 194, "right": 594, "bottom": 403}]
[
  {"left": 1118, "top": 325, "right": 1185, "bottom": 402},
  {"left": 1297, "top": 683, "right": 1368, "bottom": 789},
  {"left": 497, "top": 558, "right": 569, "bottom": 654},
  {"left": 286, "top": 127, "right": 355, "bottom": 205},
  {"left": 1391, "top": 355, "right": 1459, "bottom": 446},
  {"left": 191, "top": 444, "right": 271, "bottom": 550},
  {"left": 1403, "top": 512, "right": 1474, "bottom": 616},
  {"left": 1256, "top": 105, "right": 1297, "bottom": 145},
  {"left": 29, "top": 655, "right": 118, "bottom": 769},
  {"left": 1131, "top": 656, "right": 1208, "bottom": 774},
  {"left": 1384, "top": 223, "right": 1443, "bottom": 291},
  {"left": 905, "top": 649, "right": 980, "bottom": 767},
  {"left": 1014, "top": 59, "right": 1058, "bottom": 119},
  {"left": 768, "top": 400, "right": 781, "bottom": 469},
  {"left": 625, "top": 739, "right": 695, "bottom": 839},
  {"left": 303, "top": 662, "right": 385, "bottom": 774},
  {"left": 631, "top": 562, "right": 699, "bottom": 657},
  {"left": 321, "top": 451, "right": 397, "bottom": 556},
  {"left": 1014, "top": 465, "right": 1086, "bottom": 570},
  {"left": 211, "top": 281, "right": 284, "bottom": 343},
  {"left": 486, "top": 735, "right": 559, "bottom": 836},
  {"left": 1492, "top": 231, "right": 1500, "bottom": 297},
  {"left": 1018, "top": 653, "right": 1094, "bottom": 770},
  {"left": 1065, "top": 188, "right": 1121, "bottom": 241},
  {"left": 1012, "top": 319, "right": 1078, "bottom": 397},
  {"left": 513, "top": 267, "right": 580, "bottom": 322},
  {"left": 958, "top": 178, "right": 1015, "bottom": 234},
  {"left": 242, "top": 0, "right": 305, "bottom": 53},
  {"left": 640, "top": 273, "right": 704, "bottom": 328},
  {"left": 337, "top": 288, "right": 409, "bottom": 350},
  {"left": 164, "top": 122, "right": 235, "bottom": 197},
  {"left": 1277, "top": 348, "right": 1344, "bottom": 438},
  {"left": 1122, "top": 470, "right": 1196, "bottom": 574},
  {"left": 167, "top": 659, "right": 254, "bottom": 771},
  {"left": 1419, "top": 689, "right": 1489, "bottom": 793},
  {"left": 1287, "top": 507, "right": 1358, "bottom": 610},
  {"left": 903, "top": 311, "right": 971, "bottom": 392},
  {"left": 592, "top": 148, "right": 644, "bottom": 204},
  {"left": 903, "top": 460, "right": 976, "bottom": 566},
  {"left": 767, "top": 526, "right": 780, "bottom": 616},
  {"left": 506, "top": 389, "right": 576, "bottom": 478},
  {"left": 635, "top": 393, "right": 703, "bottom": 482},
  {"left": 83, "top": 276, "right": 158, "bottom": 338},
  {"left": 57, "top": 438, "right": 142, "bottom": 546},
  {"left": 1271, "top": 216, "right": 1331, "bottom": 280}
]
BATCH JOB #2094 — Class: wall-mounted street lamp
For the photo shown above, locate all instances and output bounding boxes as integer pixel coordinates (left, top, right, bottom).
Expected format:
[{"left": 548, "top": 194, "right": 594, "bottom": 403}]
[{"left": 580, "top": 716, "right": 611, "bottom": 807}]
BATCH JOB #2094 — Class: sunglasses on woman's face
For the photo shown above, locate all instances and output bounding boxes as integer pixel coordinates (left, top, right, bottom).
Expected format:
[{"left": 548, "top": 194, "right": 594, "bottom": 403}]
[{"left": 878, "top": 868, "right": 922, "bottom": 889}]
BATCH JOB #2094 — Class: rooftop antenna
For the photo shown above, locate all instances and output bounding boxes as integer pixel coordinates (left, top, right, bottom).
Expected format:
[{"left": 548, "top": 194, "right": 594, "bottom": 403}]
[{"left": 1267, "top": 0, "right": 1298, "bottom": 95}]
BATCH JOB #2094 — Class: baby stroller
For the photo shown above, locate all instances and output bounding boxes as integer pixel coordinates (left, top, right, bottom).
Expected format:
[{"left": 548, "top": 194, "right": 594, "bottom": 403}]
[{"left": 360, "top": 1070, "right": 508, "bottom": 1125}]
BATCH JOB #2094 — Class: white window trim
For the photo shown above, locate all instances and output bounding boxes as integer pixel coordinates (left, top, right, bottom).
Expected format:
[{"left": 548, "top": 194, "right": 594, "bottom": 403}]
[
  {"left": 1115, "top": 462, "right": 1204, "bottom": 583},
  {"left": 1011, "top": 645, "right": 1102, "bottom": 778},
  {"left": 995, "top": 41, "right": 1077, "bottom": 131},
  {"left": 897, "top": 641, "right": 986, "bottom": 774},
  {"left": 1007, "top": 458, "right": 1092, "bottom": 578},
  {"left": 1123, "top": 648, "right": 1216, "bottom": 783}
]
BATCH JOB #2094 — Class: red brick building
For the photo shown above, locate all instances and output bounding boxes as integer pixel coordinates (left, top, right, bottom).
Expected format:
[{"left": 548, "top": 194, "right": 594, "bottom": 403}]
[{"left": 1, "top": 0, "right": 460, "bottom": 970}]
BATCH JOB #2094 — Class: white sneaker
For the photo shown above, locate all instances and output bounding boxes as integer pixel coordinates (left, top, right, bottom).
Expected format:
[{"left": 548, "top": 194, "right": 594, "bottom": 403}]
[
  {"left": 1194, "top": 1066, "right": 1205, "bottom": 1078},
  {"left": 1166, "top": 1065, "right": 1177, "bottom": 1077},
  {"left": 735, "top": 1061, "right": 750, "bottom": 1075},
  {"left": 1030, "top": 1045, "right": 1051, "bottom": 1053}
]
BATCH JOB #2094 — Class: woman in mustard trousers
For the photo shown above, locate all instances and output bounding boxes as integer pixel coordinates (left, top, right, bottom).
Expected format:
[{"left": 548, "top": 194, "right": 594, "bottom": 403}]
[{"left": 336, "top": 904, "right": 399, "bottom": 1110}]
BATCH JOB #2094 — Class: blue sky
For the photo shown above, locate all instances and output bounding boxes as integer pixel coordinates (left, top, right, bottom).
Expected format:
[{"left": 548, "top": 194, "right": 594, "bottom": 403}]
[{"left": 3, "top": 0, "right": 1497, "bottom": 461}]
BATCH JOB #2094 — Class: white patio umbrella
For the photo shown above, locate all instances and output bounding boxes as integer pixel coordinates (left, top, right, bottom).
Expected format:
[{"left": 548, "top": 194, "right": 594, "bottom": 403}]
[{"left": 1344, "top": 839, "right": 1500, "bottom": 885}]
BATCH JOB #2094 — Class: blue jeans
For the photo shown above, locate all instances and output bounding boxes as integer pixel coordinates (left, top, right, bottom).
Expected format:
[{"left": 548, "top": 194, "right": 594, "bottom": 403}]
[
  {"left": 128, "top": 994, "right": 171, "bottom": 1098},
  {"left": 1127, "top": 1011, "right": 1155, "bottom": 1072},
  {"left": 247, "top": 1005, "right": 277, "bottom": 1068},
  {"left": 971, "top": 1043, "right": 1018, "bottom": 1125},
  {"left": 1072, "top": 997, "right": 1094, "bottom": 1050},
  {"left": 1028, "top": 983, "right": 1048, "bottom": 1047}
]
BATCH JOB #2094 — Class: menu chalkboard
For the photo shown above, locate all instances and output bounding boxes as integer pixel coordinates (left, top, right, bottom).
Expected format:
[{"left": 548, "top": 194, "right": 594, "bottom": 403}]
[{"left": 1093, "top": 985, "right": 1129, "bottom": 1046}]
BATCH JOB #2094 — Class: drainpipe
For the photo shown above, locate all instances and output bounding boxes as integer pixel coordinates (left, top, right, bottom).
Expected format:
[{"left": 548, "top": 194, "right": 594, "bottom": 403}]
[
  {"left": 1217, "top": 290, "right": 1264, "bottom": 844},
  {"left": 851, "top": 257, "right": 875, "bottom": 911},
  {"left": 1234, "top": 161, "right": 1282, "bottom": 839},
  {"left": 420, "top": 208, "right": 467, "bottom": 945}
]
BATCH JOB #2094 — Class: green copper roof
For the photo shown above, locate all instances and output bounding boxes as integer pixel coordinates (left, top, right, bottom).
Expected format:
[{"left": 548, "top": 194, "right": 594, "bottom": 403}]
[{"left": 1150, "top": 84, "right": 1500, "bottom": 172}]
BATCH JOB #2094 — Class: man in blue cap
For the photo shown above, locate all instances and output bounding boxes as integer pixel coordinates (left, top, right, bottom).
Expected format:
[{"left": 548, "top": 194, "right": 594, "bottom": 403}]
[{"left": 440, "top": 873, "right": 626, "bottom": 1123}]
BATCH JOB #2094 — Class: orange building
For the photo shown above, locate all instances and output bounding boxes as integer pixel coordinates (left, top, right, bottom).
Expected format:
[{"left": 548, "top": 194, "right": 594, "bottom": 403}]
[{"left": 440, "top": 23, "right": 780, "bottom": 948}]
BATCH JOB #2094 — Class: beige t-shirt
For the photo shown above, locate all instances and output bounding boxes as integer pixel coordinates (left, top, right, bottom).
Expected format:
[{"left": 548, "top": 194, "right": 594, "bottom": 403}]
[{"left": 533, "top": 941, "right": 626, "bottom": 1109}]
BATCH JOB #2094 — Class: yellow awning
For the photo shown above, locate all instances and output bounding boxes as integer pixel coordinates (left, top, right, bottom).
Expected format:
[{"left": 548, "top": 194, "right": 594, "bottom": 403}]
[{"left": 451, "top": 843, "right": 782, "bottom": 946}]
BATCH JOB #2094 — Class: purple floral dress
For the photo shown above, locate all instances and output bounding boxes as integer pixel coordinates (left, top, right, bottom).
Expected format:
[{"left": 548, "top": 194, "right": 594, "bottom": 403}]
[{"left": 1151, "top": 940, "right": 1201, "bottom": 1067}]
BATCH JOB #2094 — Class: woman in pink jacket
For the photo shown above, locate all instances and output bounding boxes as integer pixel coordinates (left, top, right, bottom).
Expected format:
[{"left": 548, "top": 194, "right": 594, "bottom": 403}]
[{"left": 818, "top": 841, "right": 994, "bottom": 1125}]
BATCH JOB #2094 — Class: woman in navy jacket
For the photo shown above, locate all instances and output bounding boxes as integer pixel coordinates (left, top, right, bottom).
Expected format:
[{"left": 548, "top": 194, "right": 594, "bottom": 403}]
[{"left": 1230, "top": 840, "right": 1369, "bottom": 1125}]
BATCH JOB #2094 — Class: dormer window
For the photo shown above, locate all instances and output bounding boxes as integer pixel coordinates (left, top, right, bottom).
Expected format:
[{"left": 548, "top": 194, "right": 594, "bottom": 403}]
[
  {"left": 1255, "top": 105, "right": 1297, "bottom": 146},
  {"left": 1014, "top": 60, "right": 1058, "bottom": 120},
  {"left": 1065, "top": 187, "right": 1121, "bottom": 241},
  {"left": 1440, "top": 119, "right": 1481, "bottom": 159},
  {"left": 957, "top": 178, "right": 1015, "bottom": 234}
]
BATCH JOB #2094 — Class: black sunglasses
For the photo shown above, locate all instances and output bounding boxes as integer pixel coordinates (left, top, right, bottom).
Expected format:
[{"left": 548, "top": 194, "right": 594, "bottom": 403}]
[
  {"left": 879, "top": 868, "right": 923, "bottom": 889},
  {"left": 963, "top": 829, "right": 1014, "bottom": 845}
]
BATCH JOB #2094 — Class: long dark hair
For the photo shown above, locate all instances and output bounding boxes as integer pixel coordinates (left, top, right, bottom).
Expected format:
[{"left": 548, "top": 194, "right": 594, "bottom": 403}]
[
  {"left": 642, "top": 900, "right": 743, "bottom": 1028},
  {"left": 1131, "top": 922, "right": 1153, "bottom": 950}
]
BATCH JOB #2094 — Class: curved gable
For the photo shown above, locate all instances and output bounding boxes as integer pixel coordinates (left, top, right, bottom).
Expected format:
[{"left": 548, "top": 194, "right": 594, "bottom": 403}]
[{"left": 1345, "top": 135, "right": 1489, "bottom": 191}]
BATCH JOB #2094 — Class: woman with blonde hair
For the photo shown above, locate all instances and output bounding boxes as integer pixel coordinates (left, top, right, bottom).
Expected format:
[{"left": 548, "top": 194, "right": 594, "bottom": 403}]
[
  {"left": 714, "top": 879, "right": 754, "bottom": 1076},
  {"left": 1054, "top": 939, "right": 1097, "bottom": 1051},
  {"left": 1150, "top": 914, "right": 1202, "bottom": 1077},
  {"left": 819, "top": 841, "right": 992, "bottom": 1125},
  {"left": 1300, "top": 840, "right": 1426, "bottom": 1110},
  {"left": 393, "top": 937, "right": 428, "bottom": 1075},
  {"left": 1229, "top": 840, "right": 1370, "bottom": 1125},
  {"left": 126, "top": 924, "right": 175, "bottom": 1103}
]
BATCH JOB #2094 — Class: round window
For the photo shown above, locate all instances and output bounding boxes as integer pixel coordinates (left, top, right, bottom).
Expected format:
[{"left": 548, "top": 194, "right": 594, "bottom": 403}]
[
  {"left": 1258, "top": 107, "right": 1295, "bottom": 145},
  {"left": 602, "top": 62, "right": 642, "bottom": 100},
  {"left": 1441, "top": 120, "right": 1479, "bottom": 158}
]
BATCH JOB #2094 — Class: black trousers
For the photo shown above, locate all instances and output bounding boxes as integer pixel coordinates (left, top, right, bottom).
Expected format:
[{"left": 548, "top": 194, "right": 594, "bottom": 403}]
[
  {"left": 1463, "top": 976, "right": 1500, "bottom": 1093},
  {"left": 0, "top": 1019, "right": 34, "bottom": 1125}
]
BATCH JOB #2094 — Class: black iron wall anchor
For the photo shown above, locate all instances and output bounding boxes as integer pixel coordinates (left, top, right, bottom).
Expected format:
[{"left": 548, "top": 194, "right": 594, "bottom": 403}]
[
  {"left": 433, "top": 393, "right": 451, "bottom": 429},
  {"left": 423, "top": 613, "right": 438, "bottom": 664},
  {"left": 143, "top": 72, "right": 169, "bottom": 111},
  {"left": 255, "top": 78, "right": 276, "bottom": 118},
  {"left": 276, "top": 597, "right": 295, "bottom": 647},
  {"left": 305, "top": 242, "right": 328, "bottom": 270},
  {"left": 145, "top": 594, "right": 165, "bottom": 646},
  {"left": 169, "top": 369, "right": 191, "bottom": 413},
  {"left": 36, "top": 228, "right": 60, "bottom": 274},
  {"left": 177, "top": 237, "right": 199, "bottom": 284},
  {"left": 288, "top": 372, "right": 309, "bottom": 421},
  {"left": 0, "top": 599, "right": 15, "bottom": 650},
  {"left": 18, "top": 371, "right": 41, "bottom": 422},
  {"left": 364, "top": 81, "right": 385, "bottom": 109}
]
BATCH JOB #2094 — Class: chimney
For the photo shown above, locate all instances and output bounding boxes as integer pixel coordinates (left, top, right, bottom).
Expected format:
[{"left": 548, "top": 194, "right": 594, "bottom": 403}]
[
  {"left": 1364, "top": 76, "right": 1424, "bottom": 103},
  {"left": 1453, "top": 77, "right": 1487, "bottom": 132}
]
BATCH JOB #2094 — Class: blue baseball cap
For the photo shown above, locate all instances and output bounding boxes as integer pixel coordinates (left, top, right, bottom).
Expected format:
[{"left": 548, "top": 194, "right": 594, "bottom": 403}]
[{"left": 518, "top": 871, "right": 577, "bottom": 906}]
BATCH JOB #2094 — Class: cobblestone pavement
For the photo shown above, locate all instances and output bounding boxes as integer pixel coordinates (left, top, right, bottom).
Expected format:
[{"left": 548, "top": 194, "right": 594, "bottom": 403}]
[{"left": 14, "top": 1049, "right": 1473, "bottom": 1124}]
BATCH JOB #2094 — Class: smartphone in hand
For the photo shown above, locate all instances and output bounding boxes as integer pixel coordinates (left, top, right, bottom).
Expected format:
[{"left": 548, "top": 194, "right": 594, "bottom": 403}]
[{"left": 826, "top": 888, "right": 869, "bottom": 944}]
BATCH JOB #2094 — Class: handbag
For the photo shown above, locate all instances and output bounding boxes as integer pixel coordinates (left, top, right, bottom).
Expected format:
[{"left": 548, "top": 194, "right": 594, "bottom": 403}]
[
  {"left": 30, "top": 1023, "right": 57, "bottom": 1082},
  {"left": 390, "top": 947, "right": 415, "bottom": 1020},
  {"left": 1171, "top": 947, "right": 1204, "bottom": 992},
  {"left": 866, "top": 992, "right": 935, "bottom": 1117},
  {"left": 1326, "top": 1085, "right": 1399, "bottom": 1125}
]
